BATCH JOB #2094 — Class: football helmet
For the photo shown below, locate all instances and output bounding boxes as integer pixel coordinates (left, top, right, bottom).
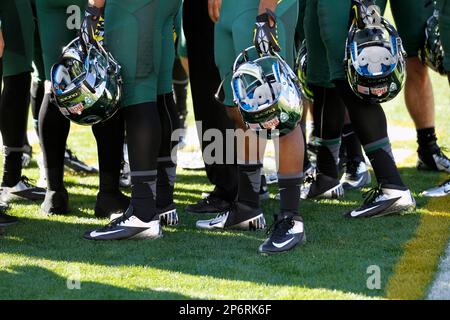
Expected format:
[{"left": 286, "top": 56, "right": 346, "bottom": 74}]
[
  {"left": 231, "top": 47, "right": 303, "bottom": 139},
  {"left": 345, "top": 14, "right": 406, "bottom": 103},
  {"left": 294, "top": 39, "right": 313, "bottom": 100},
  {"left": 50, "top": 37, "right": 122, "bottom": 125},
  {"left": 420, "top": 8, "right": 446, "bottom": 75}
]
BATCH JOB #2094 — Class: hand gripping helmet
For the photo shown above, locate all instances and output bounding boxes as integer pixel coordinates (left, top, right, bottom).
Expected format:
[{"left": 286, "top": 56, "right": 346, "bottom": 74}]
[
  {"left": 345, "top": 16, "right": 406, "bottom": 103},
  {"left": 231, "top": 47, "right": 303, "bottom": 139},
  {"left": 419, "top": 9, "right": 446, "bottom": 75},
  {"left": 50, "top": 38, "right": 122, "bottom": 125},
  {"left": 294, "top": 39, "right": 314, "bottom": 100}
]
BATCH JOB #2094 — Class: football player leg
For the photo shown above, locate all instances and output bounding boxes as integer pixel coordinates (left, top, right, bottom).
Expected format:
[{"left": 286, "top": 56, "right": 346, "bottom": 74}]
[
  {"left": 37, "top": 0, "right": 126, "bottom": 216},
  {"left": 91, "top": 115, "right": 129, "bottom": 218},
  {"left": 196, "top": 0, "right": 269, "bottom": 231},
  {"left": 173, "top": 4, "right": 189, "bottom": 136},
  {"left": 379, "top": 0, "right": 450, "bottom": 173},
  {"left": 32, "top": 1, "right": 96, "bottom": 182},
  {"left": 0, "top": 0, "right": 46, "bottom": 204},
  {"left": 422, "top": 0, "right": 450, "bottom": 197},
  {"left": 155, "top": 13, "right": 181, "bottom": 227},
  {"left": 302, "top": 0, "right": 345, "bottom": 199},
  {"left": 0, "top": 29, "right": 18, "bottom": 227},
  {"left": 257, "top": 0, "right": 306, "bottom": 254},
  {"left": 183, "top": 0, "right": 238, "bottom": 216},
  {"left": 318, "top": 0, "right": 415, "bottom": 218},
  {"left": 36, "top": 0, "right": 83, "bottom": 215},
  {"left": 84, "top": 0, "right": 181, "bottom": 240},
  {"left": 340, "top": 111, "right": 371, "bottom": 190}
]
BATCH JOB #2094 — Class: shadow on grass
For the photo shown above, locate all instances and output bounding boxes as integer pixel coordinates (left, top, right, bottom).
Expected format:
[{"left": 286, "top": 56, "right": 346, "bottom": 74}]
[
  {"left": 0, "top": 265, "right": 192, "bottom": 299},
  {"left": 0, "top": 166, "right": 446, "bottom": 299}
]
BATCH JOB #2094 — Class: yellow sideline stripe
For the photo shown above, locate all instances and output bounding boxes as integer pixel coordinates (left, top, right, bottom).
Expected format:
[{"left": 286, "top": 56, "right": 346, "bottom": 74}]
[{"left": 386, "top": 191, "right": 450, "bottom": 299}]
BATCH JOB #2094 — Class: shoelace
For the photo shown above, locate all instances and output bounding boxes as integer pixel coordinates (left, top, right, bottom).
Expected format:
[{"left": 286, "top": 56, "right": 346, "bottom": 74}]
[
  {"left": 20, "top": 176, "right": 37, "bottom": 188},
  {"left": 362, "top": 186, "right": 384, "bottom": 205},
  {"left": 344, "top": 160, "right": 359, "bottom": 176},
  {"left": 437, "top": 146, "right": 450, "bottom": 161},
  {"left": 65, "top": 149, "right": 80, "bottom": 162},
  {"left": 105, "top": 212, "right": 131, "bottom": 230},
  {"left": 265, "top": 214, "right": 293, "bottom": 238}
]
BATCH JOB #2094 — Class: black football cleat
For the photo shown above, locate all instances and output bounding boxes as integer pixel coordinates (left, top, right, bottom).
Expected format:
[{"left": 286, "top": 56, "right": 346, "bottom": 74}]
[
  {"left": 340, "top": 160, "right": 371, "bottom": 190},
  {"left": 186, "top": 194, "right": 231, "bottom": 215},
  {"left": 302, "top": 173, "right": 344, "bottom": 200},
  {"left": 84, "top": 206, "right": 162, "bottom": 240},
  {"left": 64, "top": 149, "right": 98, "bottom": 174},
  {"left": 0, "top": 176, "right": 46, "bottom": 202},
  {"left": 259, "top": 214, "right": 305, "bottom": 254},
  {"left": 157, "top": 203, "right": 179, "bottom": 227},
  {"left": 196, "top": 202, "right": 266, "bottom": 231},
  {"left": 417, "top": 146, "right": 450, "bottom": 173},
  {"left": 344, "top": 184, "right": 416, "bottom": 218}
]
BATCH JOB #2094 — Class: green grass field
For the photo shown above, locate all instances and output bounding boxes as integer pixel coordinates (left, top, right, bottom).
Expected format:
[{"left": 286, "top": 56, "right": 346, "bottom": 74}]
[{"left": 0, "top": 68, "right": 448, "bottom": 300}]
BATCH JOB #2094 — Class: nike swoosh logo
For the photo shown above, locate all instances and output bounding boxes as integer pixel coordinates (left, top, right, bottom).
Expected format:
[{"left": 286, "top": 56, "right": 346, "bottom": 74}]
[
  {"left": 350, "top": 205, "right": 381, "bottom": 217},
  {"left": 341, "top": 132, "right": 354, "bottom": 138},
  {"left": 90, "top": 229, "right": 124, "bottom": 238},
  {"left": 272, "top": 237, "right": 295, "bottom": 248},
  {"left": 31, "top": 192, "right": 47, "bottom": 195}
]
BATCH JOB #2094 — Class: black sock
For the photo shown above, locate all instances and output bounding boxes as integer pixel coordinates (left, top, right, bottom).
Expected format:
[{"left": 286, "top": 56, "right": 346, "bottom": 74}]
[
  {"left": 2, "top": 148, "right": 23, "bottom": 187},
  {"left": 334, "top": 80, "right": 404, "bottom": 188},
  {"left": 156, "top": 161, "right": 176, "bottom": 208},
  {"left": 311, "top": 85, "right": 345, "bottom": 179},
  {"left": 172, "top": 57, "right": 189, "bottom": 129},
  {"left": 130, "top": 173, "right": 157, "bottom": 222},
  {"left": 278, "top": 173, "right": 303, "bottom": 216},
  {"left": 92, "top": 112, "right": 124, "bottom": 194},
  {"left": 238, "top": 164, "right": 262, "bottom": 208},
  {"left": 417, "top": 127, "right": 439, "bottom": 152},
  {"left": 39, "top": 94, "right": 70, "bottom": 191},
  {"left": 316, "top": 138, "right": 341, "bottom": 179},
  {"left": 156, "top": 93, "right": 179, "bottom": 208},
  {"left": 0, "top": 72, "right": 32, "bottom": 186},
  {"left": 342, "top": 123, "right": 364, "bottom": 162},
  {"left": 364, "top": 139, "right": 405, "bottom": 187},
  {"left": 124, "top": 102, "right": 161, "bottom": 221}
]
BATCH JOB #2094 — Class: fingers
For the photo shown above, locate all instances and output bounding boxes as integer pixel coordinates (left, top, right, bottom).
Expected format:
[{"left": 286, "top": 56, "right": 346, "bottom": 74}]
[
  {"left": 207, "top": 0, "right": 215, "bottom": 22},
  {"left": 208, "top": 0, "right": 221, "bottom": 23},
  {"left": 213, "top": 0, "right": 222, "bottom": 22},
  {"left": 0, "top": 30, "right": 4, "bottom": 58}
]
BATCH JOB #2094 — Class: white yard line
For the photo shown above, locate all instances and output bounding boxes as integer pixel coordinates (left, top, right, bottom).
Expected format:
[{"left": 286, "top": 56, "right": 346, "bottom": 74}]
[{"left": 427, "top": 242, "right": 450, "bottom": 300}]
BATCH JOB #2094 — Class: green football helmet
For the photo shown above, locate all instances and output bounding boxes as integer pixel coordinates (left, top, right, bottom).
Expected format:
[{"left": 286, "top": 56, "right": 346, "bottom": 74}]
[
  {"left": 231, "top": 47, "right": 303, "bottom": 139},
  {"left": 419, "top": 9, "right": 446, "bottom": 75},
  {"left": 345, "top": 15, "right": 406, "bottom": 103},
  {"left": 294, "top": 39, "right": 314, "bottom": 100},
  {"left": 50, "top": 37, "right": 122, "bottom": 126}
]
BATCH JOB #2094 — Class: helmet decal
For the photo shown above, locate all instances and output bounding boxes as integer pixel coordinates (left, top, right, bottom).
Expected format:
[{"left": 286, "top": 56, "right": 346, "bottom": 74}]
[
  {"left": 345, "top": 12, "right": 405, "bottom": 103},
  {"left": 356, "top": 46, "right": 397, "bottom": 75}
]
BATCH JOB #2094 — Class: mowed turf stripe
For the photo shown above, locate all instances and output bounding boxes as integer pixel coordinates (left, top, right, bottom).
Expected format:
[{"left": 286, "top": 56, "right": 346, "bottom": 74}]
[{"left": 386, "top": 193, "right": 450, "bottom": 299}]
